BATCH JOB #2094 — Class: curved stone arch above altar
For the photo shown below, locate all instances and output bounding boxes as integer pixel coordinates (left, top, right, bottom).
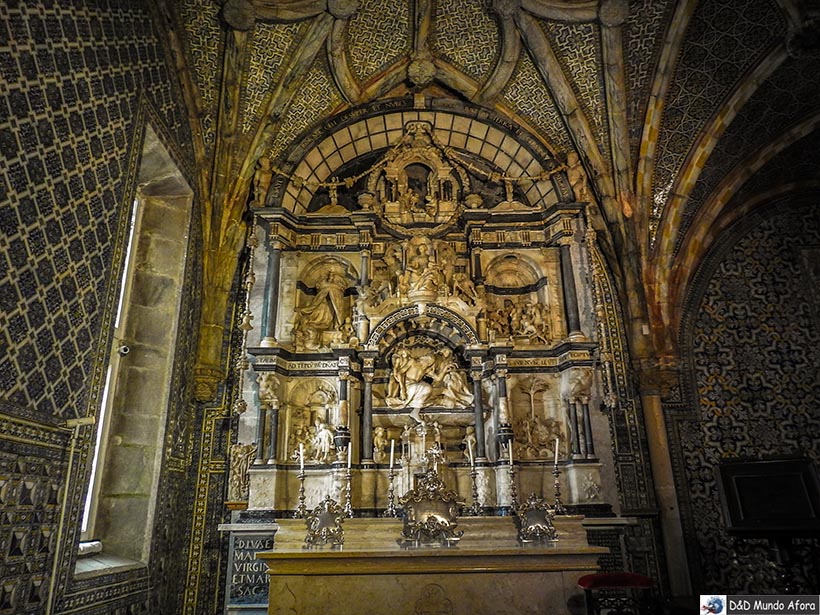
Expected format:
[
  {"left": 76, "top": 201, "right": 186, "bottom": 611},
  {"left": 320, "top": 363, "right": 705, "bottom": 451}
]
[
  {"left": 270, "top": 101, "right": 569, "bottom": 215},
  {"left": 366, "top": 303, "right": 480, "bottom": 355}
]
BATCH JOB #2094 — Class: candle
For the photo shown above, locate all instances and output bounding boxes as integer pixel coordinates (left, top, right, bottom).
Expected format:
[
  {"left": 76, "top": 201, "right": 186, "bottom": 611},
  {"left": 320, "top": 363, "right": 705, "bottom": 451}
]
[
  {"left": 347, "top": 444, "right": 352, "bottom": 469},
  {"left": 554, "top": 438, "right": 559, "bottom": 466},
  {"left": 467, "top": 439, "right": 474, "bottom": 467},
  {"left": 390, "top": 439, "right": 395, "bottom": 469},
  {"left": 508, "top": 441, "right": 513, "bottom": 466},
  {"left": 299, "top": 443, "right": 304, "bottom": 472}
]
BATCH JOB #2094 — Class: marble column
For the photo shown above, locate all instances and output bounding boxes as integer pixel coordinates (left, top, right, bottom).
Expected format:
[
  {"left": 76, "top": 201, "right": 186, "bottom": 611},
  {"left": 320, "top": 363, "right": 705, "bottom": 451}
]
[
  {"left": 338, "top": 376, "right": 349, "bottom": 427},
  {"left": 471, "top": 371, "right": 485, "bottom": 459},
  {"left": 568, "top": 399, "right": 582, "bottom": 457},
  {"left": 472, "top": 247, "right": 483, "bottom": 284},
  {"left": 266, "top": 402, "right": 279, "bottom": 463},
  {"left": 359, "top": 250, "right": 370, "bottom": 287},
  {"left": 255, "top": 406, "right": 268, "bottom": 464},
  {"left": 581, "top": 398, "right": 595, "bottom": 457},
  {"left": 361, "top": 375, "right": 373, "bottom": 462},
  {"left": 559, "top": 243, "right": 584, "bottom": 340},
  {"left": 261, "top": 240, "right": 283, "bottom": 346}
]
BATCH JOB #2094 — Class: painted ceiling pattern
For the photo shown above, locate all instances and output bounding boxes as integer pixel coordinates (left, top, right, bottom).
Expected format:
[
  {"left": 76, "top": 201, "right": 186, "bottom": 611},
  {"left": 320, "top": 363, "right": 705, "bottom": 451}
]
[{"left": 170, "top": 0, "right": 818, "bottom": 330}]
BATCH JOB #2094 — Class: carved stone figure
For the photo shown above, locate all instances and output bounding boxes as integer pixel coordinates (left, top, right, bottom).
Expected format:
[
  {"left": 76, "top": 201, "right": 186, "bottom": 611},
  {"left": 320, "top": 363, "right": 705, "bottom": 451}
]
[
  {"left": 566, "top": 151, "right": 592, "bottom": 203},
  {"left": 313, "top": 421, "right": 335, "bottom": 463},
  {"left": 228, "top": 442, "right": 257, "bottom": 501},
  {"left": 252, "top": 156, "right": 273, "bottom": 206},
  {"left": 462, "top": 426, "right": 477, "bottom": 462},
  {"left": 373, "top": 427, "right": 388, "bottom": 463},
  {"left": 451, "top": 271, "right": 478, "bottom": 304},
  {"left": 257, "top": 372, "right": 279, "bottom": 409},
  {"left": 385, "top": 342, "right": 474, "bottom": 419}
]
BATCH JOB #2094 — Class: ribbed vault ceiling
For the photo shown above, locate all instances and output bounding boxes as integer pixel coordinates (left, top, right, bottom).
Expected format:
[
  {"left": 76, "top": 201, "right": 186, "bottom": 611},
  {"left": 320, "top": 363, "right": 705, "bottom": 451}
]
[{"left": 163, "top": 0, "right": 820, "bottom": 357}]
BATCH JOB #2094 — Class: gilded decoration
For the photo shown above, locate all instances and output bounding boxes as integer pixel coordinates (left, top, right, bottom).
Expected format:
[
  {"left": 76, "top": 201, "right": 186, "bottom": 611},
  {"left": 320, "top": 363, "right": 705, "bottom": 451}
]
[{"left": 364, "top": 121, "right": 473, "bottom": 238}]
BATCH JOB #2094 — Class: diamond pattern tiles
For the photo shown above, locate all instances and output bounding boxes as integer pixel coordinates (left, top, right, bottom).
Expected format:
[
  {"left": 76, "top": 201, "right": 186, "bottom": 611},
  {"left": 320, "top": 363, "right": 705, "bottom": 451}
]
[
  {"left": 0, "top": 2, "right": 191, "bottom": 421},
  {"left": 650, "top": 0, "right": 784, "bottom": 241},
  {"left": 0, "top": 448, "right": 66, "bottom": 614}
]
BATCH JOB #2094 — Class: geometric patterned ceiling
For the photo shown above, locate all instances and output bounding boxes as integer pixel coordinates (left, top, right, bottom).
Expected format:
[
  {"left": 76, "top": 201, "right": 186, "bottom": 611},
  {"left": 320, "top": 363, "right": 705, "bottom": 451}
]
[{"left": 167, "top": 0, "right": 820, "bottom": 355}]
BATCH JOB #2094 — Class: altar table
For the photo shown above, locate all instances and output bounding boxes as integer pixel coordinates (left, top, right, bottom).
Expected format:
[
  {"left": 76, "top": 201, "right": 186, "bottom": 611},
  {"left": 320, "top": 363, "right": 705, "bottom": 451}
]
[{"left": 257, "top": 516, "right": 606, "bottom": 615}]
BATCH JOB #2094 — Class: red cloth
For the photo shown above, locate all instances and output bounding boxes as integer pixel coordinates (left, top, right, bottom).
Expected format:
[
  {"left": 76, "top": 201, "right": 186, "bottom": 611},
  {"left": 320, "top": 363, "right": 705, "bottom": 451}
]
[{"left": 578, "top": 573, "right": 653, "bottom": 590}]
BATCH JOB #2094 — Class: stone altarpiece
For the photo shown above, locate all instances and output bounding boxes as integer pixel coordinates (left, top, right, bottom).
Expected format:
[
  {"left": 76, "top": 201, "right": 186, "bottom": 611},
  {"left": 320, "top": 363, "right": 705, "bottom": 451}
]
[{"left": 222, "top": 120, "right": 620, "bottom": 610}]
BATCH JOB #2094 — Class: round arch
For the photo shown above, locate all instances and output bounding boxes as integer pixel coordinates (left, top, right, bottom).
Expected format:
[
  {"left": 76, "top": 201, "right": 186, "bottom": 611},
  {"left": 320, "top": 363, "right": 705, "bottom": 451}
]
[
  {"left": 366, "top": 303, "right": 480, "bottom": 355},
  {"left": 267, "top": 97, "right": 572, "bottom": 214}
]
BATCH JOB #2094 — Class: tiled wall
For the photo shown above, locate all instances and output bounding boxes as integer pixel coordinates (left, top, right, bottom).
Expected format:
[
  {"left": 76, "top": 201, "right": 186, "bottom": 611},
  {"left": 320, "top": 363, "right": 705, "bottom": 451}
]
[
  {"left": 0, "top": 2, "right": 197, "bottom": 614},
  {"left": 676, "top": 196, "right": 820, "bottom": 592}
]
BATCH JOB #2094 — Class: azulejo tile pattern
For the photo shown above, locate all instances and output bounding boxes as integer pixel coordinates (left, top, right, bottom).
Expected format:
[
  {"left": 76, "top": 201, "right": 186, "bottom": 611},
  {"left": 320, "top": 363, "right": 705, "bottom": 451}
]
[
  {"left": 541, "top": 20, "right": 609, "bottom": 167},
  {"left": 432, "top": 0, "right": 499, "bottom": 83},
  {"left": 346, "top": 0, "right": 411, "bottom": 85},
  {"left": 0, "top": 1, "right": 191, "bottom": 423},
  {"left": 678, "top": 57, "right": 820, "bottom": 254},
  {"left": 650, "top": 0, "right": 784, "bottom": 241},
  {"left": 681, "top": 200, "right": 820, "bottom": 592},
  {"left": 265, "top": 54, "right": 343, "bottom": 162},
  {"left": 241, "top": 21, "right": 304, "bottom": 135},
  {"left": 177, "top": 0, "right": 223, "bottom": 151},
  {"left": 501, "top": 52, "right": 572, "bottom": 153},
  {"left": 624, "top": 0, "right": 675, "bottom": 164}
]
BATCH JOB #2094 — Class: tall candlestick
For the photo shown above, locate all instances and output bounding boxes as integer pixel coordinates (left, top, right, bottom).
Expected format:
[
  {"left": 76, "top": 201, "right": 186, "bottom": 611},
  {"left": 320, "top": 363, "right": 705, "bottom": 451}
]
[
  {"left": 389, "top": 439, "right": 395, "bottom": 469},
  {"left": 347, "top": 443, "right": 352, "bottom": 469},
  {"left": 554, "top": 438, "right": 559, "bottom": 465},
  {"left": 467, "top": 439, "right": 474, "bottom": 467},
  {"left": 299, "top": 443, "right": 304, "bottom": 472}
]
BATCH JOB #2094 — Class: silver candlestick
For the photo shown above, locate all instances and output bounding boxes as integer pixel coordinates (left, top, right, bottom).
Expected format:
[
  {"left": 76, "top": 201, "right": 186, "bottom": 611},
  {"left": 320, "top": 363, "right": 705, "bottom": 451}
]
[
  {"left": 383, "top": 469, "right": 399, "bottom": 517},
  {"left": 343, "top": 466, "right": 353, "bottom": 518},
  {"left": 509, "top": 461, "right": 519, "bottom": 513},
  {"left": 463, "top": 465, "right": 482, "bottom": 516},
  {"left": 552, "top": 463, "right": 567, "bottom": 515},
  {"left": 293, "top": 470, "right": 307, "bottom": 518}
]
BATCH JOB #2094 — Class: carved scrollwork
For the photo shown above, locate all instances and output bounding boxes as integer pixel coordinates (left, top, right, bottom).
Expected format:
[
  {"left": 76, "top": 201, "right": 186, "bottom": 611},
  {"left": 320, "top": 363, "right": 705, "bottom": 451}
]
[
  {"left": 304, "top": 495, "right": 345, "bottom": 548},
  {"left": 515, "top": 493, "right": 558, "bottom": 543},
  {"left": 399, "top": 467, "right": 463, "bottom": 547}
]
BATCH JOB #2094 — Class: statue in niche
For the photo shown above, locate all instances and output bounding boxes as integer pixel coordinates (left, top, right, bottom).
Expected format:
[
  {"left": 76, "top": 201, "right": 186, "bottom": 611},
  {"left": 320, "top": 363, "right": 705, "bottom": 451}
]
[
  {"left": 293, "top": 262, "right": 352, "bottom": 350},
  {"left": 403, "top": 238, "right": 446, "bottom": 297},
  {"left": 373, "top": 427, "right": 388, "bottom": 463},
  {"left": 313, "top": 421, "right": 335, "bottom": 462},
  {"left": 228, "top": 442, "right": 257, "bottom": 501},
  {"left": 385, "top": 342, "right": 474, "bottom": 420}
]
